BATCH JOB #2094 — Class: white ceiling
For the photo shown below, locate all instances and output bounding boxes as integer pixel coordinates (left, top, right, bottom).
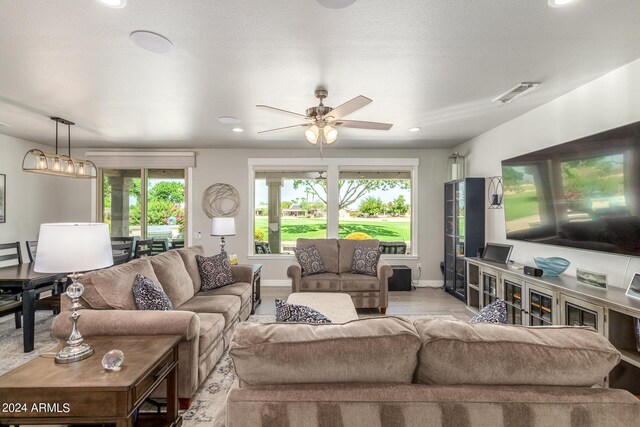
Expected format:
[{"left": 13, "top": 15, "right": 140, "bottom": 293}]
[{"left": 0, "top": 0, "right": 639, "bottom": 149}]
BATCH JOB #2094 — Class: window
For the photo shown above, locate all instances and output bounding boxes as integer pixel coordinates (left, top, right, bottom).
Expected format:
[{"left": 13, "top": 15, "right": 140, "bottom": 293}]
[
  {"left": 250, "top": 159, "right": 418, "bottom": 256},
  {"left": 100, "top": 168, "right": 186, "bottom": 245},
  {"left": 338, "top": 171, "right": 412, "bottom": 254},
  {"left": 254, "top": 171, "right": 327, "bottom": 254}
]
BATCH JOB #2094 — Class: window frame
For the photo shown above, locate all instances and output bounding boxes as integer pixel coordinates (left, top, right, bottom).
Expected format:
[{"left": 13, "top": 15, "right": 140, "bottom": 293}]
[{"left": 248, "top": 158, "right": 419, "bottom": 259}]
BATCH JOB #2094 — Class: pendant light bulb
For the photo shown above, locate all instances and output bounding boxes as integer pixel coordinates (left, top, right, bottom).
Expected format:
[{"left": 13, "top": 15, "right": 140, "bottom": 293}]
[
  {"left": 305, "top": 125, "right": 320, "bottom": 144},
  {"left": 324, "top": 125, "right": 338, "bottom": 144},
  {"left": 65, "top": 160, "right": 75, "bottom": 173},
  {"left": 37, "top": 155, "right": 48, "bottom": 170},
  {"left": 52, "top": 158, "right": 61, "bottom": 171},
  {"left": 78, "top": 162, "right": 86, "bottom": 175}
]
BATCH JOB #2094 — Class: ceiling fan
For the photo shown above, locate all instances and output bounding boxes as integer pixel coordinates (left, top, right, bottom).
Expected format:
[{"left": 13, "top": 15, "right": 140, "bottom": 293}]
[{"left": 256, "top": 89, "right": 393, "bottom": 147}]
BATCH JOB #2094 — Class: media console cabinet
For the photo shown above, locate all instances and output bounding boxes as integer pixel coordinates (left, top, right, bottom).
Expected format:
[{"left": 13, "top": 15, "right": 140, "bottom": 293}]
[{"left": 466, "top": 257, "right": 640, "bottom": 395}]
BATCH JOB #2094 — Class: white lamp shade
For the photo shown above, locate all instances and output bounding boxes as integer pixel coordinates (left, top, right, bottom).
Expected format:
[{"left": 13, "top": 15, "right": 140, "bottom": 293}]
[
  {"left": 211, "top": 217, "right": 236, "bottom": 236},
  {"left": 34, "top": 223, "right": 114, "bottom": 273},
  {"left": 305, "top": 125, "right": 319, "bottom": 144}
]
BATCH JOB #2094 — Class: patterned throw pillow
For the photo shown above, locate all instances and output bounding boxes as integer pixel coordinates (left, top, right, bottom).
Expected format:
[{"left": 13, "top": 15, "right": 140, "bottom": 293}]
[
  {"left": 275, "top": 299, "right": 332, "bottom": 324},
  {"left": 132, "top": 274, "right": 173, "bottom": 310},
  {"left": 294, "top": 245, "right": 326, "bottom": 277},
  {"left": 469, "top": 299, "right": 508, "bottom": 324},
  {"left": 351, "top": 244, "right": 381, "bottom": 276},
  {"left": 196, "top": 252, "right": 235, "bottom": 291}
]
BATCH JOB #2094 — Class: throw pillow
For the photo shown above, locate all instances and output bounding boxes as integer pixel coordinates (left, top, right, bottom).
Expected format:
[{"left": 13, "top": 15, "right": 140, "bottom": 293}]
[
  {"left": 275, "top": 299, "right": 332, "bottom": 324},
  {"left": 294, "top": 245, "right": 326, "bottom": 277},
  {"left": 196, "top": 252, "right": 235, "bottom": 291},
  {"left": 351, "top": 244, "right": 381, "bottom": 276},
  {"left": 132, "top": 274, "right": 173, "bottom": 311},
  {"left": 469, "top": 299, "right": 508, "bottom": 324}
]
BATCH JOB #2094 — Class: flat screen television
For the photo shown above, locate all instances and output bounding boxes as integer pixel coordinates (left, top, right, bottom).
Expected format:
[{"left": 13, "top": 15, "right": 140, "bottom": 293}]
[{"left": 501, "top": 120, "right": 640, "bottom": 257}]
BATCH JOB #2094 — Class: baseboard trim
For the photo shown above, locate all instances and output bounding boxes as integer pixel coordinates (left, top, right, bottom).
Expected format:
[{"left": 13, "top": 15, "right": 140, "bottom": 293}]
[
  {"left": 262, "top": 279, "right": 291, "bottom": 287},
  {"left": 415, "top": 280, "right": 444, "bottom": 288}
]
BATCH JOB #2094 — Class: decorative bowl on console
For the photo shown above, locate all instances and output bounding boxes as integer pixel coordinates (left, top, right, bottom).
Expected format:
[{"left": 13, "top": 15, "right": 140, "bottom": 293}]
[{"left": 534, "top": 257, "right": 570, "bottom": 277}]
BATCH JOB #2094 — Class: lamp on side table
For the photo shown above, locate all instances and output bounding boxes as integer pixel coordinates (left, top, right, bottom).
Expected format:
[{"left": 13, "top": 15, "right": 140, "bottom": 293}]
[{"left": 34, "top": 223, "right": 113, "bottom": 363}]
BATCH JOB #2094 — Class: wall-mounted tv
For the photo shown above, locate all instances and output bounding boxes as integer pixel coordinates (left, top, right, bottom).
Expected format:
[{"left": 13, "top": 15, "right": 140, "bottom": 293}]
[{"left": 501, "top": 121, "right": 640, "bottom": 257}]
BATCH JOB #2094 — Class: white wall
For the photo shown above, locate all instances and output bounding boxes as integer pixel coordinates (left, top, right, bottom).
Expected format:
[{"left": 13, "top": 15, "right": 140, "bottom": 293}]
[
  {"left": 191, "top": 148, "right": 450, "bottom": 283},
  {"left": 0, "top": 134, "right": 63, "bottom": 251},
  {"left": 456, "top": 57, "right": 640, "bottom": 289}
]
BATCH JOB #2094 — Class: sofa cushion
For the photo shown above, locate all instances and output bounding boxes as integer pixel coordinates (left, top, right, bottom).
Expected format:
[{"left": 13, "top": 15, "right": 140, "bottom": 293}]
[
  {"left": 413, "top": 317, "right": 621, "bottom": 387},
  {"left": 89, "top": 258, "right": 159, "bottom": 310},
  {"left": 149, "top": 250, "right": 195, "bottom": 308},
  {"left": 294, "top": 245, "right": 327, "bottom": 277},
  {"left": 177, "top": 295, "right": 241, "bottom": 327},
  {"left": 197, "top": 313, "right": 225, "bottom": 356},
  {"left": 350, "top": 244, "right": 381, "bottom": 276},
  {"left": 338, "top": 239, "right": 380, "bottom": 273},
  {"left": 199, "top": 282, "right": 252, "bottom": 310},
  {"left": 299, "top": 273, "right": 340, "bottom": 291},
  {"left": 132, "top": 274, "right": 173, "bottom": 311},
  {"left": 297, "top": 238, "right": 339, "bottom": 274},
  {"left": 196, "top": 253, "right": 235, "bottom": 290},
  {"left": 338, "top": 273, "right": 380, "bottom": 291},
  {"left": 469, "top": 299, "right": 507, "bottom": 324},
  {"left": 176, "top": 245, "right": 205, "bottom": 293},
  {"left": 229, "top": 316, "right": 422, "bottom": 386},
  {"left": 275, "top": 298, "right": 331, "bottom": 324}
]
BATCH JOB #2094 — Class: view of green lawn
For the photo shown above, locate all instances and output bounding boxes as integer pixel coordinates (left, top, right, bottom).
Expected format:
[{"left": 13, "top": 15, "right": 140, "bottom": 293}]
[
  {"left": 504, "top": 191, "right": 539, "bottom": 221},
  {"left": 255, "top": 217, "right": 410, "bottom": 242}
]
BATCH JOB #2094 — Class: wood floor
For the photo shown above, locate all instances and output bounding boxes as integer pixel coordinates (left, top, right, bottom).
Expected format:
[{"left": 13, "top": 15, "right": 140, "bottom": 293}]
[{"left": 254, "top": 286, "right": 471, "bottom": 321}]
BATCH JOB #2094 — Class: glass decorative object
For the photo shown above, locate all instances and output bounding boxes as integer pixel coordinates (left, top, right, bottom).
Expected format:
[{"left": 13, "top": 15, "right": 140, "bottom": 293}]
[
  {"left": 102, "top": 349, "right": 125, "bottom": 371},
  {"left": 534, "top": 257, "right": 570, "bottom": 277}
]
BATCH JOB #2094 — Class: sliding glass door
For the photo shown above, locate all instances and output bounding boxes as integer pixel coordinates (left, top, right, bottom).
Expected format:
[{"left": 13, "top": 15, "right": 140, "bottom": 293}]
[{"left": 100, "top": 168, "right": 186, "bottom": 246}]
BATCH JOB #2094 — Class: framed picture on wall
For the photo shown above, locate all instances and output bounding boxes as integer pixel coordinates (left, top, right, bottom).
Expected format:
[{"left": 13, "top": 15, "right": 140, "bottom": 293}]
[{"left": 0, "top": 173, "right": 5, "bottom": 223}]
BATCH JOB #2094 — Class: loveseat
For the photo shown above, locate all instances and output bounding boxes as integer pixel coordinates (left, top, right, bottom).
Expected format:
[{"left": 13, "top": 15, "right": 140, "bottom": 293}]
[
  {"left": 287, "top": 238, "right": 392, "bottom": 314},
  {"left": 51, "top": 245, "right": 252, "bottom": 408},
  {"left": 227, "top": 316, "right": 640, "bottom": 426}
]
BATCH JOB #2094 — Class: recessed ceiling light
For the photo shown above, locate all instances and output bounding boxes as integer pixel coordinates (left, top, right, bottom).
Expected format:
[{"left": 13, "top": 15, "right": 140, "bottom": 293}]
[
  {"left": 409, "top": 127, "right": 421, "bottom": 132},
  {"left": 316, "top": 0, "right": 357, "bottom": 9},
  {"left": 130, "top": 31, "right": 174, "bottom": 54},
  {"left": 97, "top": 0, "right": 127, "bottom": 8},
  {"left": 548, "top": 0, "right": 577, "bottom": 7},
  {"left": 218, "top": 116, "right": 241, "bottom": 125},
  {"left": 232, "top": 127, "right": 244, "bottom": 133}
]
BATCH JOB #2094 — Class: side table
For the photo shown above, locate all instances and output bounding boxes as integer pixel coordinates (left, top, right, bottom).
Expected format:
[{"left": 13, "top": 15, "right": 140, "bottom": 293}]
[
  {"left": 0, "top": 335, "right": 182, "bottom": 427},
  {"left": 389, "top": 265, "right": 412, "bottom": 291},
  {"left": 251, "top": 264, "right": 262, "bottom": 314}
]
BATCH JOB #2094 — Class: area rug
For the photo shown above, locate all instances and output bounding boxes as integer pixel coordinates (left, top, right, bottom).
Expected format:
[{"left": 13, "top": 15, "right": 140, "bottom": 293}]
[{"left": 0, "top": 313, "right": 456, "bottom": 426}]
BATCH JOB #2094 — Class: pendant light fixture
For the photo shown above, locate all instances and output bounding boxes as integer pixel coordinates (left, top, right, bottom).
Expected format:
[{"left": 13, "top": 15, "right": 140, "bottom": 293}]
[{"left": 22, "top": 117, "right": 97, "bottom": 179}]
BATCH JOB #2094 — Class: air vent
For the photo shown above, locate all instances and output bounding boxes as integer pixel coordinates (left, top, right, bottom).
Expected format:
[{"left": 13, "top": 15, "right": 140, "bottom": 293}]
[{"left": 492, "top": 82, "right": 540, "bottom": 105}]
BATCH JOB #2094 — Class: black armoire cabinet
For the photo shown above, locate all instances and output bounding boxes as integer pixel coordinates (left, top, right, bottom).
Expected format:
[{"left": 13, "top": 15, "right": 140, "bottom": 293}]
[{"left": 444, "top": 178, "right": 485, "bottom": 302}]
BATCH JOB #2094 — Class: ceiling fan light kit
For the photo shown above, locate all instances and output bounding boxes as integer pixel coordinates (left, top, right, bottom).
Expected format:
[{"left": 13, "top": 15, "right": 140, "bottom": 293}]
[{"left": 258, "top": 88, "right": 392, "bottom": 151}]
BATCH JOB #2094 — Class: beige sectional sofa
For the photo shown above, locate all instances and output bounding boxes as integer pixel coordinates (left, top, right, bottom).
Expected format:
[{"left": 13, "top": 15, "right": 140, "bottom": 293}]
[
  {"left": 228, "top": 316, "right": 640, "bottom": 426},
  {"left": 287, "top": 238, "right": 392, "bottom": 313},
  {"left": 51, "top": 245, "right": 252, "bottom": 408}
]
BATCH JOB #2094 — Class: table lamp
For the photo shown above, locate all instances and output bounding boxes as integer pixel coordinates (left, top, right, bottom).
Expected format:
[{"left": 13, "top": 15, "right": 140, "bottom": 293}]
[
  {"left": 211, "top": 217, "right": 235, "bottom": 253},
  {"left": 34, "top": 223, "right": 113, "bottom": 363}
]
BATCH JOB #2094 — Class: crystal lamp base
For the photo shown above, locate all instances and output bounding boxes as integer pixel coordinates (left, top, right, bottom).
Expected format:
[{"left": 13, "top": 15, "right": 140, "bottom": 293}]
[{"left": 55, "top": 343, "right": 94, "bottom": 364}]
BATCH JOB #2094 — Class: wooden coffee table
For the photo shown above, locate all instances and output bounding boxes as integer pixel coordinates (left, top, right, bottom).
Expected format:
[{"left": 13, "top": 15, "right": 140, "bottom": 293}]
[{"left": 0, "top": 335, "right": 182, "bottom": 427}]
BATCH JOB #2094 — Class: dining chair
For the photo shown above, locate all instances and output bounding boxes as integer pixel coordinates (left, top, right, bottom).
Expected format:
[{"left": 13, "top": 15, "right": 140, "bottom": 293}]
[
  {"left": 134, "top": 239, "right": 154, "bottom": 259},
  {"left": 151, "top": 239, "right": 169, "bottom": 256},
  {"left": 26, "top": 240, "right": 63, "bottom": 315},
  {"left": 0, "top": 242, "right": 23, "bottom": 328},
  {"left": 169, "top": 239, "right": 185, "bottom": 250}
]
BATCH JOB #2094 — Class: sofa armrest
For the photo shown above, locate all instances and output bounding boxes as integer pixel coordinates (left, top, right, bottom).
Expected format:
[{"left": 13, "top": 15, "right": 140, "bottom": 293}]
[
  {"left": 231, "top": 265, "right": 254, "bottom": 284},
  {"left": 287, "top": 262, "right": 302, "bottom": 292},
  {"left": 377, "top": 259, "right": 392, "bottom": 308},
  {"left": 51, "top": 309, "right": 200, "bottom": 341}
]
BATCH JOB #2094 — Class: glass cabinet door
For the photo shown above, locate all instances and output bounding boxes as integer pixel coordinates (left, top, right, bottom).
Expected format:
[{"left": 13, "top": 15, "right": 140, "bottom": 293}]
[
  {"left": 529, "top": 288, "right": 554, "bottom": 326},
  {"left": 455, "top": 181, "right": 466, "bottom": 239},
  {"left": 504, "top": 279, "right": 523, "bottom": 325},
  {"left": 561, "top": 295, "right": 605, "bottom": 334},
  {"left": 482, "top": 273, "right": 497, "bottom": 307}
]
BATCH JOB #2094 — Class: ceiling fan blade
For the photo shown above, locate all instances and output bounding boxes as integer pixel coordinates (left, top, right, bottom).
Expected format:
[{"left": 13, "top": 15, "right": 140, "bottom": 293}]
[
  {"left": 335, "top": 120, "right": 393, "bottom": 130},
  {"left": 327, "top": 95, "right": 372, "bottom": 119},
  {"left": 257, "top": 123, "right": 310, "bottom": 134},
  {"left": 256, "top": 105, "right": 307, "bottom": 119}
]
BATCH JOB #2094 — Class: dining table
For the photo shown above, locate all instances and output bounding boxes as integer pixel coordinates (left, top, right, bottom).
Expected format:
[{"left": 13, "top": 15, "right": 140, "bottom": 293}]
[{"left": 0, "top": 263, "right": 67, "bottom": 352}]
